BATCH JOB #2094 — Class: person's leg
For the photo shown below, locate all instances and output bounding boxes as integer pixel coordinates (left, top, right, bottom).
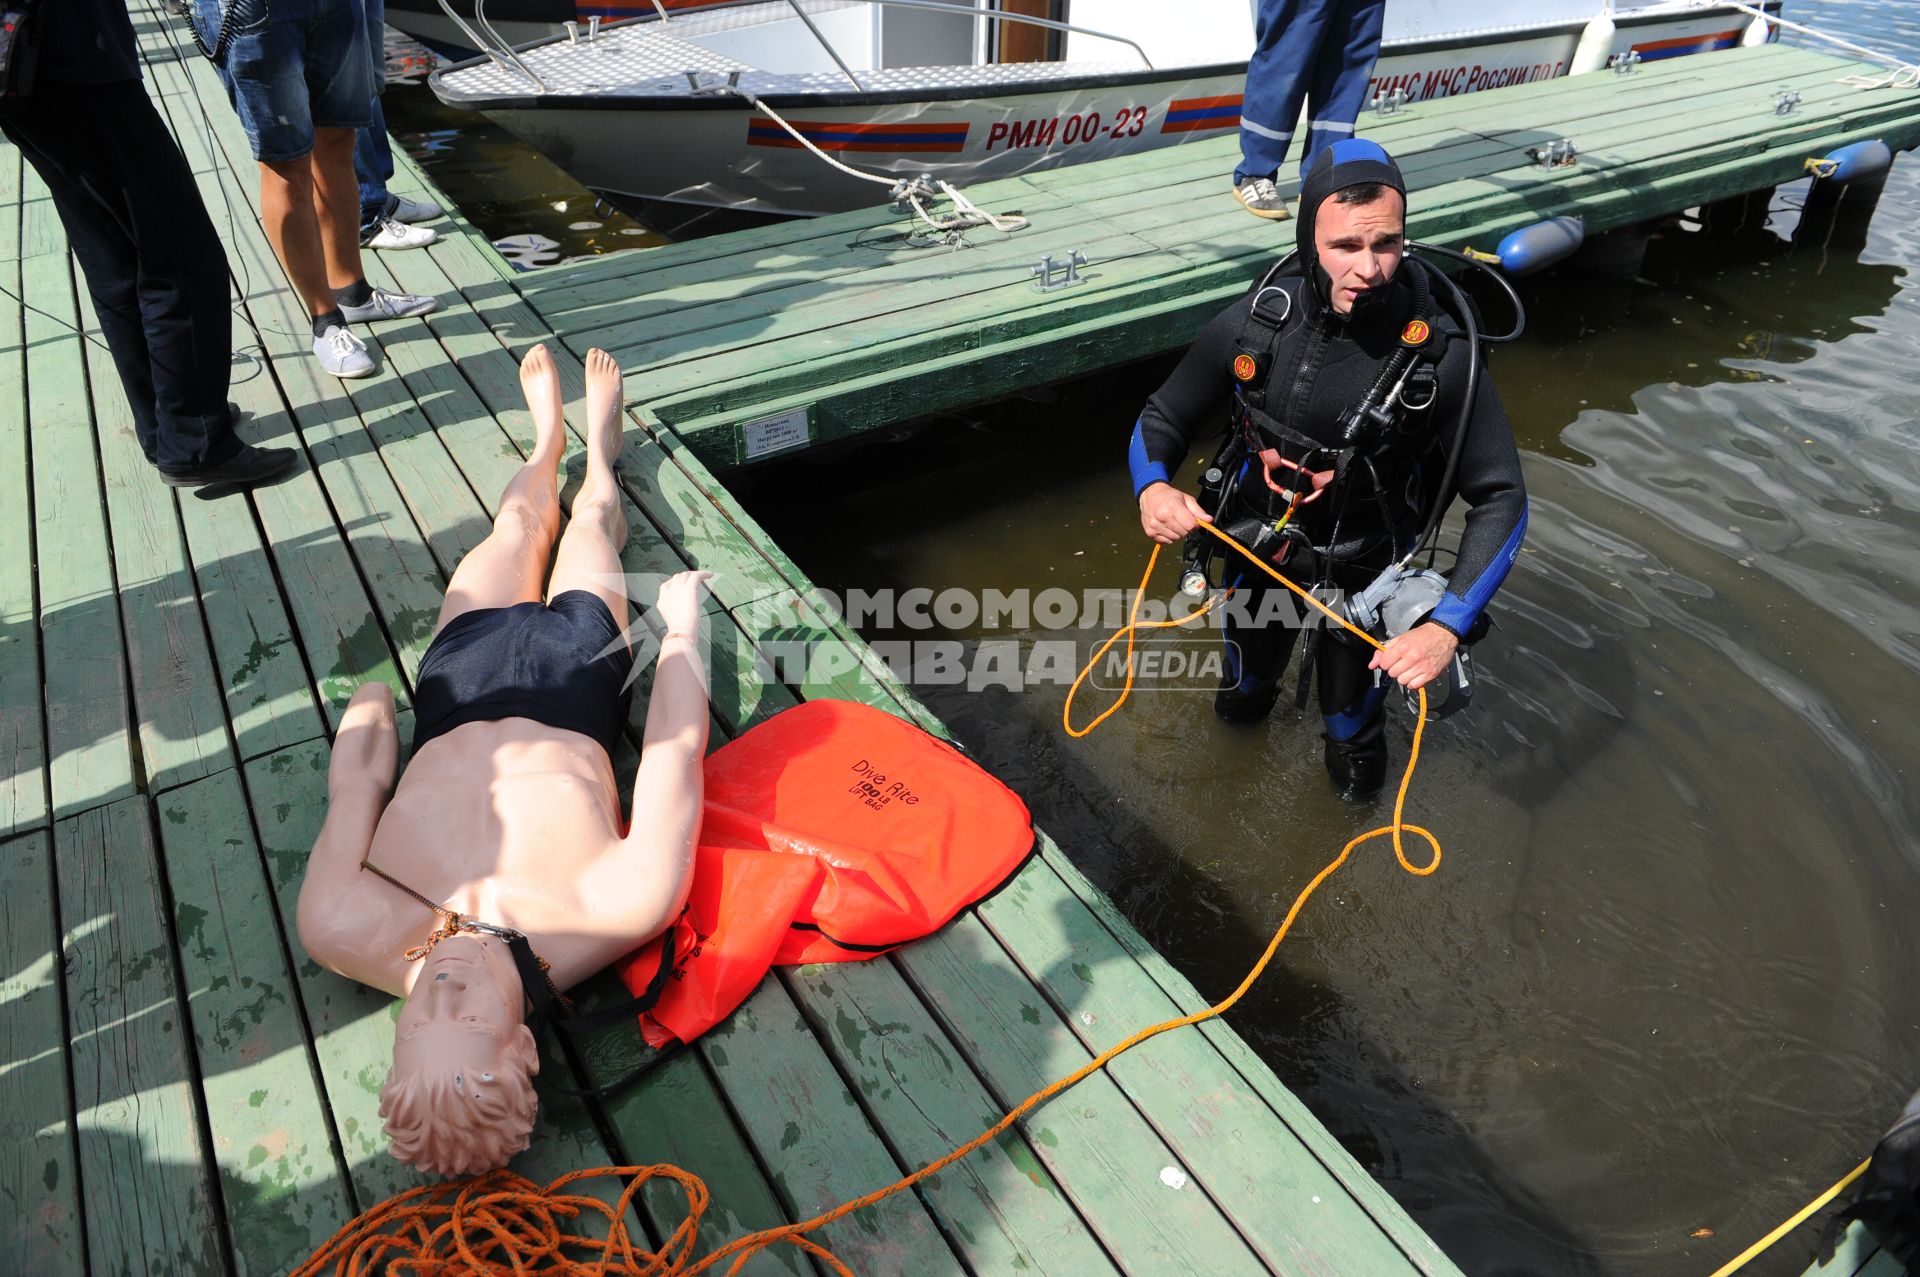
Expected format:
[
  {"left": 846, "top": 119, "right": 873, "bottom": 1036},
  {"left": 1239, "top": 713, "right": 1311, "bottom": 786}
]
[
  {"left": 5, "top": 80, "right": 241, "bottom": 472},
  {"left": 1237, "top": 0, "right": 1332, "bottom": 185},
  {"left": 433, "top": 343, "right": 568, "bottom": 634},
  {"left": 1298, "top": 0, "right": 1387, "bottom": 181},
  {"left": 2, "top": 88, "right": 160, "bottom": 462},
  {"left": 310, "top": 127, "right": 368, "bottom": 291},
  {"left": 546, "top": 348, "right": 631, "bottom": 638},
  {"left": 356, "top": 99, "right": 397, "bottom": 238},
  {"left": 260, "top": 154, "right": 340, "bottom": 316},
  {"left": 1214, "top": 574, "right": 1303, "bottom": 723},
  {"left": 355, "top": 0, "right": 395, "bottom": 235},
  {"left": 1318, "top": 633, "right": 1389, "bottom": 795}
]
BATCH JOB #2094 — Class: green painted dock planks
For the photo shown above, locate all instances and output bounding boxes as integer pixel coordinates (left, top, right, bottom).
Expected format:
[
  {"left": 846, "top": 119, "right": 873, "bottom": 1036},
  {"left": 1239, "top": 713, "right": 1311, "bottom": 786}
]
[{"left": 509, "top": 43, "right": 1920, "bottom": 472}]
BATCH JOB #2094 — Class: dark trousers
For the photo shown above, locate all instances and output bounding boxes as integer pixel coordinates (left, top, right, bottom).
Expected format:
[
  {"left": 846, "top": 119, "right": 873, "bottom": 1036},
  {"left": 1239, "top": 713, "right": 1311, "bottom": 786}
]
[
  {"left": 1, "top": 78, "right": 236, "bottom": 472},
  {"left": 1218, "top": 571, "right": 1383, "bottom": 734},
  {"left": 356, "top": 0, "right": 394, "bottom": 231}
]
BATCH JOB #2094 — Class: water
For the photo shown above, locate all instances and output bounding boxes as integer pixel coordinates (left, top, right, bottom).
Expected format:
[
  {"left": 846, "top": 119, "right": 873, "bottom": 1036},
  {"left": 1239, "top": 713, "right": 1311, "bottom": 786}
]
[{"left": 389, "top": 6, "right": 1920, "bottom": 1273}]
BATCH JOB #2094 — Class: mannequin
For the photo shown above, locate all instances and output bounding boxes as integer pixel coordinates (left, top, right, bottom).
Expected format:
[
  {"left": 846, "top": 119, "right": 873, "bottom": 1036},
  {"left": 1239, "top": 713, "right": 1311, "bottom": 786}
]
[{"left": 295, "top": 343, "right": 709, "bottom": 1176}]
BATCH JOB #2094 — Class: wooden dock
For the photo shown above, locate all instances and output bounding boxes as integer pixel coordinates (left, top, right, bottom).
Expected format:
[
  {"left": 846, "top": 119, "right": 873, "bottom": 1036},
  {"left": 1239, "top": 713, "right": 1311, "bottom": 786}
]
[
  {"left": 1807, "top": 1222, "right": 1906, "bottom": 1276},
  {"left": 509, "top": 41, "right": 1920, "bottom": 472},
  {"left": 0, "top": 7, "right": 1487, "bottom": 1275}
]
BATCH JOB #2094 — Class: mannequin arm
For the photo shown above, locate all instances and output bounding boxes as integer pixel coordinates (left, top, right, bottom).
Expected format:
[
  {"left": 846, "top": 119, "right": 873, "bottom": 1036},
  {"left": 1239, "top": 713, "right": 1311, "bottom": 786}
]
[
  {"left": 585, "top": 633, "right": 706, "bottom": 939},
  {"left": 296, "top": 683, "right": 401, "bottom": 969}
]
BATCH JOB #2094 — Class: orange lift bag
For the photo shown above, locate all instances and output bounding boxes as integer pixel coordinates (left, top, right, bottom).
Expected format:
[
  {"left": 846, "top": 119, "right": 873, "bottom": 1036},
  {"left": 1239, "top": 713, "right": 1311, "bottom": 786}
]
[{"left": 617, "top": 699, "right": 1035, "bottom": 1048}]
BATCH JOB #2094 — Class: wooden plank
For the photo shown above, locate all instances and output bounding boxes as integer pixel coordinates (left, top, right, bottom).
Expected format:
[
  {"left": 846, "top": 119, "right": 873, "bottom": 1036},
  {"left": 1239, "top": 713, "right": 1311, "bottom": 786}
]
[
  {"left": 23, "top": 205, "right": 136, "bottom": 818},
  {"left": 0, "top": 830, "right": 83, "bottom": 1274},
  {"left": 1804, "top": 1218, "right": 1882, "bottom": 1275},
  {"left": 56, "top": 794, "right": 225, "bottom": 1273},
  {"left": 0, "top": 162, "right": 49, "bottom": 835},
  {"left": 563, "top": 982, "right": 809, "bottom": 1277},
  {"left": 1853, "top": 1246, "right": 1905, "bottom": 1277},
  {"left": 1031, "top": 831, "right": 1466, "bottom": 1274},
  {"left": 172, "top": 419, "right": 331, "bottom": 760},
  {"left": 786, "top": 961, "right": 1123, "bottom": 1276},
  {"left": 898, "top": 913, "right": 1269, "bottom": 1275},
  {"left": 693, "top": 978, "right": 970, "bottom": 1276},
  {"left": 74, "top": 268, "right": 235, "bottom": 793},
  {"left": 972, "top": 854, "right": 1456, "bottom": 1275},
  {"left": 153, "top": 769, "right": 356, "bottom": 1275}
]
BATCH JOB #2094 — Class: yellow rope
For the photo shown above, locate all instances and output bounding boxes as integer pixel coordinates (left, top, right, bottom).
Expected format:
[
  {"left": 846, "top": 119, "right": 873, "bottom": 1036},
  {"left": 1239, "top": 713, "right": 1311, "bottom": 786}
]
[{"left": 1707, "top": 1158, "right": 1872, "bottom": 1277}]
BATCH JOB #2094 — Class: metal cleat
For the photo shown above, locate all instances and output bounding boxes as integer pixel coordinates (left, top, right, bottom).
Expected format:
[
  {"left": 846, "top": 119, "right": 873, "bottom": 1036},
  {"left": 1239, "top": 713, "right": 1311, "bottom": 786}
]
[
  {"left": 1032, "top": 249, "right": 1089, "bottom": 293},
  {"left": 1371, "top": 87, "right": 1410, "bottom": 116},
  {"left": 1774, "top": 88, "right": 1802, "bottom": 116}
]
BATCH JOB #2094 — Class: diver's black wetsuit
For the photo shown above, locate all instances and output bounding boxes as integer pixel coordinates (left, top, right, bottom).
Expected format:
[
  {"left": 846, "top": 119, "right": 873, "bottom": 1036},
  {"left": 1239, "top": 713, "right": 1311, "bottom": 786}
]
[{"left": 1127, "top": 141, "right": 1527, "bottom": 791}]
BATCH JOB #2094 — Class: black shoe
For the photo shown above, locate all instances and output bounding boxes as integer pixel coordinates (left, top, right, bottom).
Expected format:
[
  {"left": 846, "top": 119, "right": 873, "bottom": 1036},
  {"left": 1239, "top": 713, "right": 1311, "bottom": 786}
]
[
  {"left": 159, "top": 443, "right": 298, "bottom": 489},
  {"left": 1214, "top": 684, "right": 1280, "bottom": 724},
  {"left": 1323, "top": 718, "right": 1388, "bottom": 798}
]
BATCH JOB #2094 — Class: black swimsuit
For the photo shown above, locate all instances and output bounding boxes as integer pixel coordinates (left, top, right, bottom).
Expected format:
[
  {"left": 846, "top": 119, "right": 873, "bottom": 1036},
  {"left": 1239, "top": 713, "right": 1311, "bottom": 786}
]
[{"left": 410, "top": 590, "right": 635, "bottom": 759}]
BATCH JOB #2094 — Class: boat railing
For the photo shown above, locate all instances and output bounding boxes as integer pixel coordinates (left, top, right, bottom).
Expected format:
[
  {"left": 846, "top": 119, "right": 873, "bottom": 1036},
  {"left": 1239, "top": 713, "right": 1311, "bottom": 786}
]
[
  {"left": 436, "top": 0, "right": 555, "bottom": 91},
  {"left": 437, "top": 0, "right": 1154, "bottom": 96}
]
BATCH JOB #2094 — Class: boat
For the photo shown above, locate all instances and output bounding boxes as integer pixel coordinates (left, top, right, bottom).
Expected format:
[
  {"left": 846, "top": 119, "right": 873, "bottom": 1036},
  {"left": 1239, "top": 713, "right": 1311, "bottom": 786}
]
[{"left": 426, "top": 0, "right": 1786, "bottom": 217}]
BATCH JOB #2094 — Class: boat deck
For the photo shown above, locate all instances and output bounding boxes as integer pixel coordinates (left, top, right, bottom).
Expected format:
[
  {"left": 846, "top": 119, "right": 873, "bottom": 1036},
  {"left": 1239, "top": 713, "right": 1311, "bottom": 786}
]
[
  {"left": 508, "top": 41, "right": 1920, "bottom": 471},
  {"left": 1, "top": 7, "right": 1472, "bottom": 1276}
]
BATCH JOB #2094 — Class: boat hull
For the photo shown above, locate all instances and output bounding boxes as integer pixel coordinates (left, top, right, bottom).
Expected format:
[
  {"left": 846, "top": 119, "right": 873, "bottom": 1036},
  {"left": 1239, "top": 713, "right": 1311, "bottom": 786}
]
[{"left": 437, "top": 5, "right": 1777, "bottom": 216}]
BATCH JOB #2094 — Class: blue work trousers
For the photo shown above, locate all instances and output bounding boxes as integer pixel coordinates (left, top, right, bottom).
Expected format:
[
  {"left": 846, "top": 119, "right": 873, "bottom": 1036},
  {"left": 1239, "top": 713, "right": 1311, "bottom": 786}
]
[
  {"left": 355, "top": 0, "right": 395, "bottom": 230},
  {"left": 1237, "top": 0, "right": 1387, "bottom": 184}
]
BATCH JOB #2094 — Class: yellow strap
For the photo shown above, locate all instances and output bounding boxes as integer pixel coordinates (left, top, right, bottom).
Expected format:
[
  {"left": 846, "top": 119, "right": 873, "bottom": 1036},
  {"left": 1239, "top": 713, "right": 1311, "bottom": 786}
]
[{"left": 1708, "top": 1158, "right": 1872, "bottom": 1277}]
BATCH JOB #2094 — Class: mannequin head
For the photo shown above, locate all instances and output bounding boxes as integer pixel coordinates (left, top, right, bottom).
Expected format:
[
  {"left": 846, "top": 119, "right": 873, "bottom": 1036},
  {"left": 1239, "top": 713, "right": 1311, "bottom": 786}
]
[{"left": 379, "top": 934, "right": 539, "bottom": 1176}]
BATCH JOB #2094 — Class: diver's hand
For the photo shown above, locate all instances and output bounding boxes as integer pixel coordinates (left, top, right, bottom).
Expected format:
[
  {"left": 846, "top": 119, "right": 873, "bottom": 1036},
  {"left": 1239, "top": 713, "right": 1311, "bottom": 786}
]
[
  {"left": 655, "top": 569, "right": 713, "bottom": 639},
  {"left": 1138, "top": 482, "right": 1210, "bottom": 544},
  {"left": 1369, "top": 622, "right": 1459, "bottom": 692}
]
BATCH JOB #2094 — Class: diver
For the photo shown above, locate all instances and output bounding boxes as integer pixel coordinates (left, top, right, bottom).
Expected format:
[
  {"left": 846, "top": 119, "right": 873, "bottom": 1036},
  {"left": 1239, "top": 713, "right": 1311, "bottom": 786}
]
[{"left": 1129, "top": 138, "right": 1528, "bottom": 797}]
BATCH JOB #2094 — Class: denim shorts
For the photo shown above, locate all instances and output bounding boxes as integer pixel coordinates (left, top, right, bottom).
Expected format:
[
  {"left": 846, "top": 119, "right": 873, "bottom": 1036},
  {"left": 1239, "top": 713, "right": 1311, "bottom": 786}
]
[{"left": 195, "top": 0, "right": 375, "bottom": 164}]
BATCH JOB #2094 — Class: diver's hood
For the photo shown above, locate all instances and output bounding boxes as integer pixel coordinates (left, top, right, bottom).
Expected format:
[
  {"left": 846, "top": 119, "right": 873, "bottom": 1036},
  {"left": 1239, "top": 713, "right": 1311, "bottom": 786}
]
[{"left": 1295, "top": 138, "right": 1410, "bottom": 321}]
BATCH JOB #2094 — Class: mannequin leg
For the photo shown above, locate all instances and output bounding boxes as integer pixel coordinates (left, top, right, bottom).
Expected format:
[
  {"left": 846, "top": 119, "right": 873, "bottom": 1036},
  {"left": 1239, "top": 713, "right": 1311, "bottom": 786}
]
[
  {"left": 433, "top": 343, "right": 567, "bottom": 634},
  {"left": 546, "top": 348, "right": 631, "bottom": 640}
]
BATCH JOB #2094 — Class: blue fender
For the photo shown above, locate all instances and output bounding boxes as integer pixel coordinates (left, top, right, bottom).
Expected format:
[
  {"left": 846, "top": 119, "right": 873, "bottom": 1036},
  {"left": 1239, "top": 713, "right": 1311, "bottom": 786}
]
[
  {"left": 1496, "top": 215, "right": 1586, "bottom": 276},
  {"left": 1813, "top": 139, "right": 1893, "bottom": 184}
]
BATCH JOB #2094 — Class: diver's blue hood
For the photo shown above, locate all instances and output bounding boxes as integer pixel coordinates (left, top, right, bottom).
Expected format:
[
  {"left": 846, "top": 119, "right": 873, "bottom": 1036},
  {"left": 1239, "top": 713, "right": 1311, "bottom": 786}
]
[{"left": 1295, "top": 138, "right": 1409, "bottom": 318}]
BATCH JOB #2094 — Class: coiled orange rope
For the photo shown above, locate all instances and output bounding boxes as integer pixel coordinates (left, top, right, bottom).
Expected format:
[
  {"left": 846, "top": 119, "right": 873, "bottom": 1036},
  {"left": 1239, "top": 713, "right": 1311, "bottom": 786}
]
[{"left": 299, "top": 521, "right": 1442, "bottom": 1276}]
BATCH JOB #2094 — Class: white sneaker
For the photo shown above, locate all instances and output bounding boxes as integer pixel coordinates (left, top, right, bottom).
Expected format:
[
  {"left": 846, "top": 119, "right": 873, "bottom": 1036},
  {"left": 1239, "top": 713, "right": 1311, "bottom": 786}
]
[
  {"left": 1233, "top": 177, "right": 1291, "bottom": 220},
  {"left": 389, "top": 194, "right": 444, "bottom": 223},
  {"left": 338, "top": 286, "right": 441, "bottom": 323},
  {"left": 314, "top": 324, "right": 375, "bottom": 378},
  {"left": 362, "top": 215, "right": 439, "bottom": 250}
]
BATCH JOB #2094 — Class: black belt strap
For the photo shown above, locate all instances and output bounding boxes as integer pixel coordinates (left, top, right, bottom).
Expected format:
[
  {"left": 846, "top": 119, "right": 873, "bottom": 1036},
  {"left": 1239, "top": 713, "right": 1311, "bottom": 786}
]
[{"left": 525, "top": 926, "right": 684, "bottom": 1101}]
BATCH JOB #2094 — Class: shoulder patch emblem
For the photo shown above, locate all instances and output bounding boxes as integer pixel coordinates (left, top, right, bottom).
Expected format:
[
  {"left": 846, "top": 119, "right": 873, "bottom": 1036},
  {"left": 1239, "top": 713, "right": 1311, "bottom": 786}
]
[
  {"left": 1401, "top": 319, "right": 1431, "bottom": 346},
  {"left": 1232, "top": 353, "right": 1259, "bottom": 382}
]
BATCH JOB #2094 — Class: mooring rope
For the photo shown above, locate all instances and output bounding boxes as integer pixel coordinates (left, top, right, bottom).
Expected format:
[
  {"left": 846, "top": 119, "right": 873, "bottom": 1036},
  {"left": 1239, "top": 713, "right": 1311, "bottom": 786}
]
[
  {"left": 1705, "top": 0, "right": 1920, "bottom": 86},
  {"left": 732, "top": 90, "right": 1031, "bottom": 237}
]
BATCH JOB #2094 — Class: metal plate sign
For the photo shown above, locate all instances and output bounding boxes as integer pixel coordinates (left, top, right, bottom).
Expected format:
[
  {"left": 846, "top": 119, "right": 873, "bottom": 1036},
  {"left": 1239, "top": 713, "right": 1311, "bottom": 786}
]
[{"left": 742, "top": 407, "right": 811, "bottom": 461}]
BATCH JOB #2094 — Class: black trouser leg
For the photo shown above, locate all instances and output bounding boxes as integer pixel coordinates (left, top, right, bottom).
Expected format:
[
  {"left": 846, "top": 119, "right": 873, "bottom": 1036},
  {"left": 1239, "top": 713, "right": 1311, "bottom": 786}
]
[
  {"left": 1214, "top": 568, "right": 1306, "bottom": 723},
  {"left": 1318, "top": 632, "right": 1389, "bottom": 796},
  {"left": 1, "top": 79, "right": 235, "bottom": 470}
]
